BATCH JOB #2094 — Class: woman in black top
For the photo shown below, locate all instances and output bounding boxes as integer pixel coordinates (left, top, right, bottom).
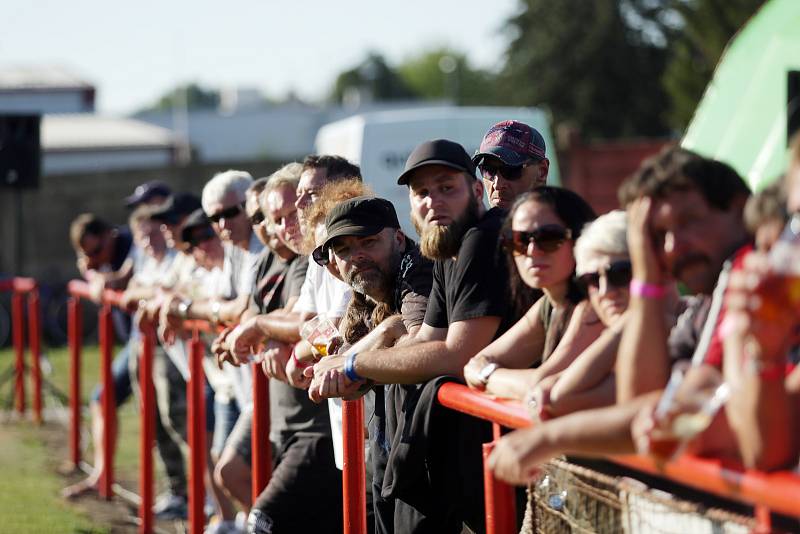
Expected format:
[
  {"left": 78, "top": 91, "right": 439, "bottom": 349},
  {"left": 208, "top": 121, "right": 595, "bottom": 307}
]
[{"left": 464, "top": 187, "right": 601, "bottom": 401}]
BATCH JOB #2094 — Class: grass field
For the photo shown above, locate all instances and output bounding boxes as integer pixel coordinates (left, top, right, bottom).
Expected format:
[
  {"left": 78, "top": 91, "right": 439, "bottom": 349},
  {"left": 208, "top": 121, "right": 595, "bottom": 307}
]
[{"left": 0, "top": 343, "right": 154, "bottom": 532}]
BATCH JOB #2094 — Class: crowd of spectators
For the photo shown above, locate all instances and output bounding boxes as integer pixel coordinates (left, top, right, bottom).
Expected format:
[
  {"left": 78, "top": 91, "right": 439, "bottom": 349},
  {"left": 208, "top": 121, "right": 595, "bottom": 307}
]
[{"left": 64, "top": 119, "right": 800, "bottom": 534}]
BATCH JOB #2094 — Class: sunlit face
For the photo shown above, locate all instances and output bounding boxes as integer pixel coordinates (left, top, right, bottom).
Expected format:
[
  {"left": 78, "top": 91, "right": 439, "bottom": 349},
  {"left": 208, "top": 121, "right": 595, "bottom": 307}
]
[
  {"left": 246, "top": 189, "right": 269, "bottom": 247},
  {"left": 267, "top": 185, "right": 303, "bottom": 254},
  {"left": 408, "top": 165, "right": 483, "bottom": 259},
  {"left": 133, "top": 219, "right": 166, "bottom": 259},
  {"left": 295, "top": 168, "right": 328, "bottom": 229},
  {"left": 206, "top": 190, "right": 250, "bottom": 248},
  {"left": 330, "top": 228, "right": 404, "bottom": 302},
  {"left": 511, "top": 199, "right": 575, "bottom": 291},
  {"left": 480, "top": 156, "right": 549, "bottom": 209},
  {"left": 649, "top": 189, "right": 745, "bottom": 294},
  {"left": 578, "top": 252, "right": 630, "bottom": 326}
]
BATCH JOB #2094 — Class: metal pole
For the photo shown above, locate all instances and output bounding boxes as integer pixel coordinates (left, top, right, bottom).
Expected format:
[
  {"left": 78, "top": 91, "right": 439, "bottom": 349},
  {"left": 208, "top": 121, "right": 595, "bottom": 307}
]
[
  {"left": 12, "top": 291, "right": 25, "bottom": 415},
  {"left": 68, "top": 297, "right": 82, "bottom": 469},
  {"left": 482, "top": 440, "right": 517, "bottom": 534},
  {"left": 138, "top": 325, "right": 155, "bottom": 534},
  {"left": 28, "top": 289, "right": 42, "bottom": 424},
  {"left": 187, "top": 330, "right": 207, "bottom": 534},
  {"left": 251, "top": 364, "right": 271, "bottom": 503},
  {"left": 342, "top": 398, "right": 367, "bottom": 534},
  {"left": 99, "top": 303, "right": 116, "bottom": 500}
]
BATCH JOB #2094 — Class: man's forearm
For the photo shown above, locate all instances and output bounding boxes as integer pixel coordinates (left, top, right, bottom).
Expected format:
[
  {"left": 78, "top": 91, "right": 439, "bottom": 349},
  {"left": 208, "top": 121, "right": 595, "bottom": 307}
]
[
  {"left": 616, "top": 299, "right": 668, "bottom": 403},
  {"left": 353, "top": 340, "right": 465, "bottom": 384},
  {"left": 256, "top": 311, "right": 302, "bottom": 344}
]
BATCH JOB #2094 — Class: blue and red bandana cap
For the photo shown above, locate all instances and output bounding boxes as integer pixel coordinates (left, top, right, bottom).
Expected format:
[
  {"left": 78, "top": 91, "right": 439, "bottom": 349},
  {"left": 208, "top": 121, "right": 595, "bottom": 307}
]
[{"left": 472, "top": 120, "right": 547, "bottom": 167}]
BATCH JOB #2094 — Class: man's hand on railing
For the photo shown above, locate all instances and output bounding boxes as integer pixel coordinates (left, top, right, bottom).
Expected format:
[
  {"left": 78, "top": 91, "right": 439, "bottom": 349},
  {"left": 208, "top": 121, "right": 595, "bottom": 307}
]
[
  {"left": 260, "top": 340, "right": 291, "bottom": 382},
  {"left": 212, "top": 327, "right": 239, "bottom": 368},
  {"left": 226, "top": 316, "right": 267, "bottom": 363},
  {"left": 306, "top": 356, "right": 365, "bottom": 403}
]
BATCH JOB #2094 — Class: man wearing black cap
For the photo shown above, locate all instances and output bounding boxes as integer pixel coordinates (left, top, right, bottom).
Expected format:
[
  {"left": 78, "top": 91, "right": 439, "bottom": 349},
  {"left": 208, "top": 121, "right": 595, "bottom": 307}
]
[
  {"left": 473, "top": 120, "right": 549, "bottom": 210},
  {"left": 125, "top": 180, "right": 172, "bottom": 209},
  {"left": 310, "top": 140, "right": 514, "bottom": 533}
]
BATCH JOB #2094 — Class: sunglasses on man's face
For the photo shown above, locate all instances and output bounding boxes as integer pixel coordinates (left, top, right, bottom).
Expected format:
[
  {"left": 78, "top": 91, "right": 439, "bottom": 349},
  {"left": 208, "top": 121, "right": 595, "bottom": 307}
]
[
  {"left": 478, "top": 160, "right": 537, "bottom": 182},
  {"left": 577, "top": 260, "right": 632, "bottom": 292},
  {"left": 186, "top": 226, "right": 217, "bottom": 251},
  {"left": 311, "top": 246, "right": 329, "bottom": 267},
  {"left": 505, "top": 225, "right": 572, "bottom": 255},
  {"left": 248, "top": 210, "right": 265, "bottom": 227},
  {"left": 208, "top": 203, "right": 245, "bottom": 223}
]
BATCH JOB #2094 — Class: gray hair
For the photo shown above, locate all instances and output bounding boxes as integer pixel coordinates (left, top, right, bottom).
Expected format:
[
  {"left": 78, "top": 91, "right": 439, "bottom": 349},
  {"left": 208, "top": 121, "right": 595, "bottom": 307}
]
[
  {"left": 574, "top": 210, "right": 628, "bottom": 275},
  {"left": 201, "top": 169, "right": 253, "bottom": 214},
  {"left": 263, "top": 162, "right": 303, "bottom": 196}
]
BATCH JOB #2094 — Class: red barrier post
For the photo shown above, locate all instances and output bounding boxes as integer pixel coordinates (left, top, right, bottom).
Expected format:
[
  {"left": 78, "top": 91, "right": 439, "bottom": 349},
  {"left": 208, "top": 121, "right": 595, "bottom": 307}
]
[
  {"left": 342, "top": 398, "right": 367, "bottom": 534},
  {"left": 98, "top": 303, "right": 116, "bottom": 500},
  {"left": 187, "top": 330, "right": 207, "bottom": 534},
  {"left": 68, "top": 297, "right": 83, "bottom": 469},
  {"left": 251, "top": 364, "right": 271, "bottom": 502},
  {"left": 12, "top": 291, "right": 26, "bottom": 415},
  {"left": 28, "top": 289, "right": 43, "bottom": 424},
  {"left": 482, "top": 441, "right": 517, "bottom": 534},
  {"left": 139, "top": 325, "right": 156, "bottom": 534}
]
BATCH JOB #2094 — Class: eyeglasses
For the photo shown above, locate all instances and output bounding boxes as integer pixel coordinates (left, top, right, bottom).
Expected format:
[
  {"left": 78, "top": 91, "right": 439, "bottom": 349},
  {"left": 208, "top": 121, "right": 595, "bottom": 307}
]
[
  {"left": 248, "top": 210, "right": 265, "bottom": 227},
  {"left": 185, "top": 226, "right": 217, "bottom": 251},
  {"left": 577, "top": 260, "right": 632, "bottom": 292},
  {"left": 311, "top": 246, "right": 329, "bottom": 266},
  {"left": 208, "top": 203, "right": 245, "bottom": 223},
  {"left": 478, "top": 160, "right": 538, "bottom": 182},
  {"left": 504, "top": 225, "right": 572, "bottom": 255}
]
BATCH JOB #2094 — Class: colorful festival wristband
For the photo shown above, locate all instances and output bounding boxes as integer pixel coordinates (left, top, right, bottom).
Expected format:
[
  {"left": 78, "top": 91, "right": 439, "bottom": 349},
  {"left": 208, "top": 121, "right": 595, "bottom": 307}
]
[
  {"left": 345, "top": 353, "right": 362, "bottom": 382},
  {"left": 629, "top": 279, "right": 667, "bottom": 299}
]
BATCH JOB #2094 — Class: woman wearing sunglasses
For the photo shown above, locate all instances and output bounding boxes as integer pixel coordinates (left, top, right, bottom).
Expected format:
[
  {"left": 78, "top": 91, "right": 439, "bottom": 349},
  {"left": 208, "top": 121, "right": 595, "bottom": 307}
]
[{"left": 464, "top": 186, "right": 602, "bottom": 401}]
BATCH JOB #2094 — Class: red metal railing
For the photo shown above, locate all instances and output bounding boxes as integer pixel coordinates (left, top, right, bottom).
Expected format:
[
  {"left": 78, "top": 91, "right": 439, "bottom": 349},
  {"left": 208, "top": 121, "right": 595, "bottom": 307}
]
[
  {"left": 0, "top": 277, "right": 42, "bottom": 424},
  {"left": 66, "top": 280, "right": 275, "bottom": 534},
  {"left": 433, "top": 382, "right": 800, "bottom": 534}
]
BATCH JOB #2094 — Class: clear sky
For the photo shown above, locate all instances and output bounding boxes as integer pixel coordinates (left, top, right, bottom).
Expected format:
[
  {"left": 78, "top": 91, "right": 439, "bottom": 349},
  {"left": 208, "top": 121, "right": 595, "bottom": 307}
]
[{"left": 3, "top": 0, "right": 520, "bottom": 114}]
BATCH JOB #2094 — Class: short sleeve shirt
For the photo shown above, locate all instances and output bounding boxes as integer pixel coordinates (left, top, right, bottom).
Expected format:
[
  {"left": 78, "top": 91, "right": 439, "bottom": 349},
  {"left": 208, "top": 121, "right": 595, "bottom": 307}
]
[
  {"left": 423, "top": 207, "right": 512, "bottom": 337},
  {"left": 393, "top": 240, "right": 434, "bottom": 330},
  {"left": 293, "top": 260, "right": 352, "bottom": 317}
]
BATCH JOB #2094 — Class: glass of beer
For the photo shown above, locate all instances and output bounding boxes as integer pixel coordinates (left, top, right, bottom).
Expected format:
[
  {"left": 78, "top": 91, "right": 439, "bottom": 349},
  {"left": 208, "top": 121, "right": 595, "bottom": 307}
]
[
  {"left": 647, "top": 362, "right": 731, "bottom": 460},
  {"left": 300, "top": 314, "right": 343, "bottom": 357}
]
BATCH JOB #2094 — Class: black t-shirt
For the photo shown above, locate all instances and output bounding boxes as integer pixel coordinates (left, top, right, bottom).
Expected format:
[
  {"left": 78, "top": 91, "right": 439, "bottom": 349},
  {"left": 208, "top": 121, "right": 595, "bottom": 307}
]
[
  {"left": 258, "top": 254, "right": 330, "bottom": 446},
  {"left": 423, "top": 207, "right": 513, "bottom": 338},
  {"left": 392, "top": 240, "right": 434, "bottom": 331}
]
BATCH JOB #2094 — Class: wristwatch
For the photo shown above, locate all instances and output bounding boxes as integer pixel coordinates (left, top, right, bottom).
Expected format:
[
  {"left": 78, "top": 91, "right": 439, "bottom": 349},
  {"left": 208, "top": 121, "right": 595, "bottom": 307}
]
[
  {"left": 478, "top": 361, "right": 499, "bottom": 387},
  {"left": 210, "top": 300, "right": 222, "bottom": 324},
  {"left": 177, "top": 299, "right": 192, "bottom": 320}
]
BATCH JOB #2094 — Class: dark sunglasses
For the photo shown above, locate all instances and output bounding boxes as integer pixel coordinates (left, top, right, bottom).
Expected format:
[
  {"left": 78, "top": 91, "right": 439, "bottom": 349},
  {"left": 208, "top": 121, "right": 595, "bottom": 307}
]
[
  {"left": 185, "top": 226, "right": 217, "bottom": 251},
  {"left": 478, "top": 160, "right": 537, "bottom": 182},
  {"left": 208, "top": 203, "right": 245, "bottom": 223},
  {"left": 577, "top": 260, "right": 632, "bottom": 292},
  {"left": 248, "top": 210, "right": 265, "bottom": 227},
  {"left": 311, "top": 246, "right": 329, "bottom": 266},
  {"left": 504, "top": 225, "right": 572, "bottom": 255}
]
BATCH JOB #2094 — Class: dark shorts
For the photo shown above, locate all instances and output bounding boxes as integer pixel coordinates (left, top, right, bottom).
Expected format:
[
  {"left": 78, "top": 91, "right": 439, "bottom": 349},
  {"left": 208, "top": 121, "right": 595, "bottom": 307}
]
[{"left": 250, "top": 432, "right": 343, "bottom": 533}]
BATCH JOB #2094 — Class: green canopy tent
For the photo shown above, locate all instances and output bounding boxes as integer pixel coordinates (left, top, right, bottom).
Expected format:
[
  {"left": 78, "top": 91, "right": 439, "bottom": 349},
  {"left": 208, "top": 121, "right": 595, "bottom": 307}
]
[{"left": 682, "top": 0, "right": 800, "bottom": 191}]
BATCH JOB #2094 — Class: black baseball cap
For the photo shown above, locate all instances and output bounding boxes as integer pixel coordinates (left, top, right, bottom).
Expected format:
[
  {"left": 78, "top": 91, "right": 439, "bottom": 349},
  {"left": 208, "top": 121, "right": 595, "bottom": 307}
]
[
  {"left": 396, "top": 139, "right": 477, "bottom": 186},
  {"left": 150, "top": 193, "right": 202, "bottom": 225},
  {"left": 312, "top": 196, "right": 400, "bottom": 265},
  {"left": 180, "top": 208, "right": 212, "bottom": 243},
  {"left": 125, "top": 180, "right": 172, "bottom": 208}
]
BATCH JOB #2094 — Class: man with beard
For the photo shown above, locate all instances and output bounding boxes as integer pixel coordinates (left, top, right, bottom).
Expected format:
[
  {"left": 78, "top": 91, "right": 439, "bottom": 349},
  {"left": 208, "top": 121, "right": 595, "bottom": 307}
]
[
  {"left": 472, "top": 120, "right": 549, "bottom": 210},
  {"left": 487, "top": 147, "right": 754, "bottom": 490},
  {"left": 310, "top": 139, "right": 514, "bottom": 533}
]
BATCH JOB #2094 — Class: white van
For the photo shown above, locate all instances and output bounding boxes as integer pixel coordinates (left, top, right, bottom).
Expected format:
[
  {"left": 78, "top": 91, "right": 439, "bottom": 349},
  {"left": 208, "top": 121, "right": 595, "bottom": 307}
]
[{"left": 314, "top": 106, "right": 559, "bottom": 236}]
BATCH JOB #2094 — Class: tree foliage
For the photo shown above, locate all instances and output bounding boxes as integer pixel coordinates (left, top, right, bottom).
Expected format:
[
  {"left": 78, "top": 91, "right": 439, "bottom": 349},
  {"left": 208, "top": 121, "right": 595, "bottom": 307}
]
[
  {"left": 145, "top": 83, "right": 221, "bottom": 112},
  {"left": 330, "top": 52, "right": 416, "bottom": 104}
]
